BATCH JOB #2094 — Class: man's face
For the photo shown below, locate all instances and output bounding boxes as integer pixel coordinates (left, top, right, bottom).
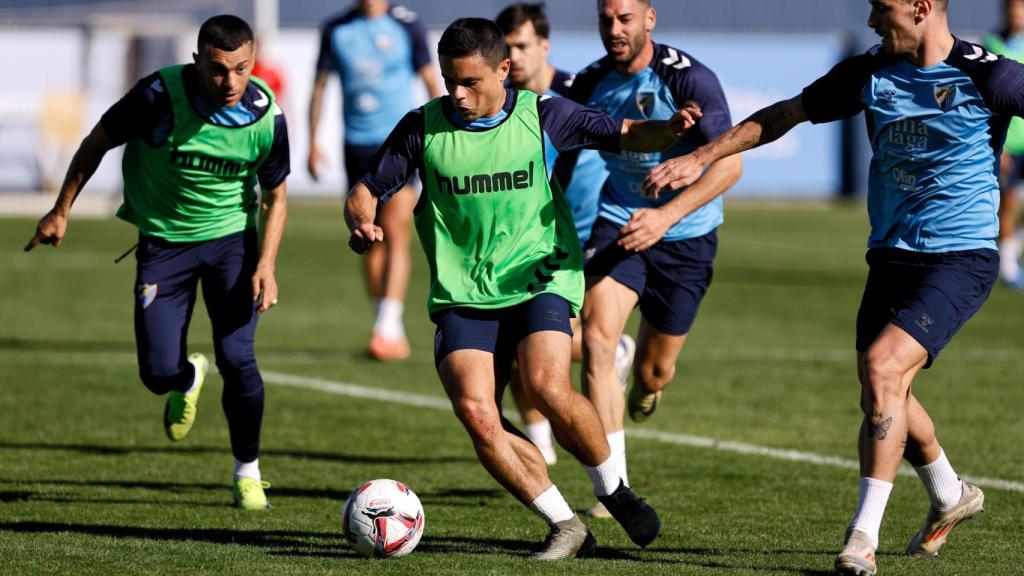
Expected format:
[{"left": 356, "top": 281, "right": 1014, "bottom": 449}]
[
  {"left": 1008, "top": 0, "right": 1024, "bottom": 33},
  {"left": 440, "top": 53, "right": 510, "bottom": 121},
  {"left": 598, "top": 0, "right": 654, "bottom": 66},
  {"left": 193, "top": 42, "right": 254, "bottom": 108},
  {"left": 505, "top": 20, "right": 549, "bottom": 87},
  {"left": 868, "top": 0, "right": 923, "bottom": 56}
]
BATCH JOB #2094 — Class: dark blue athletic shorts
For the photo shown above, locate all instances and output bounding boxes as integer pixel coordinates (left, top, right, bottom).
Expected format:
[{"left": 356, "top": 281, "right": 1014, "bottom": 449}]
[
  {"left": 343, "top": 142, "right": 380, "bottom": 190},
  {"left": 431, "top": 293, "right": 573, "bottom": 370},
  {"left": 856, "top": 247, "right": 998, "bottom": 368},
  {"left": 1001, "top": 153, "right": 1024, "bottom": 188},
  {"left": 583, "top": 217, "right": 716, "bottom": 336}
]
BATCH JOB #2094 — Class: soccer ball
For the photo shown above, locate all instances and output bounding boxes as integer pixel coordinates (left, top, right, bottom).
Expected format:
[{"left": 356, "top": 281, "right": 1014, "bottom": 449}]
[{"left": 342, "top": 478, "right": 425, "bottom": 558}]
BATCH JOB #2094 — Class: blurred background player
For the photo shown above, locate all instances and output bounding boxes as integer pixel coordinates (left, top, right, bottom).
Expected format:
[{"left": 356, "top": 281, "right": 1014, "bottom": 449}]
[
  {"left": 984, "top": 0, "right": 1024, "bottom": 287},
  {"left": 309, "top": 0, "right": 442, "bottom": 360},
  {"left": 24, "top": 15, "right": 289, "bottom": 510},
  {"left": 344, "top": 17, "right": 696, "bottom": 558},
  {"left": 496, "top": 2, "right": 635, "bottom": 469},
  {"left": 567, "top": 0, "right": 741, "bottom": 516},
  {"left": 646, "top": 1, "right": 1013, "bottom": 573}
]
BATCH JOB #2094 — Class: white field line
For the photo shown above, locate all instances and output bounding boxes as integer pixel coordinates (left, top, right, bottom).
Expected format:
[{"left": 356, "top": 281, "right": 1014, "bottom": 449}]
[{"left": 262, "top": 370, "right": 1024, "bottom": 494}]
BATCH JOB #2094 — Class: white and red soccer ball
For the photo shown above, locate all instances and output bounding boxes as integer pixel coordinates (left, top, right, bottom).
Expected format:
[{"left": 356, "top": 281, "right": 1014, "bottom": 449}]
[{"left": 342, "top": 478, "right": 425, "bottom": 558}]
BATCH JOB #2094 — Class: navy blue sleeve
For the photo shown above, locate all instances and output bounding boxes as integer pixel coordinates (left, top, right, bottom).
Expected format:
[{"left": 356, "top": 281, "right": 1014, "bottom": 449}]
[
  {"left": 567, "top": 59, "right": 612, "bottom": 105},
  {"left": 802, "top": 50, "right": 887, "bottom": 124},
  {"left": 316, "top": 11, "right": 356, "bottom": 73},
  {"left": 100, "top": 72, "right": 170, "bottom": 146},
  {"left": 258, "top": 112, "right": 290, "bottom": 190},
  {"left": 391, "top": 5, "right": 432, "bottom": 71},
  {"left": 361, "top": 109, "right": 424, "bottom": 201},
  {"left": 538, "top": 95, "right": 622, "bottom": 154},
  {"left": 548, "top": 69, "right": 576, "bottom": 99},
  {"left": 652, "top": 48, "right": 733, "bottom": 141},
  {"left": 950, "top": 48, "right": 1024, "bottom": 117}
]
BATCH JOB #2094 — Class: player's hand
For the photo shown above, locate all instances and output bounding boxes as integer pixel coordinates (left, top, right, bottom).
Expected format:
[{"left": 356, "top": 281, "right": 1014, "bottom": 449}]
[
  {"left": 24, "top": 209, "right": 68, "bottom": 251},
  {"left": 618, "top": 208, "right": 673, "bottom": 252},
  {"left": 308, "top": 143, "right": 326, "bottom": 182},
  {"left": 252, "top": 264, "right": 278, "bottom": 314},
  {"left": 643, "top": 153, "right": 705, "bottom": 199},
  {"left": 348, "top": 222, "right": 383, "bottom": 254},
  {"left": 666, "top": 100, "right": 702, "bottom": 138}
]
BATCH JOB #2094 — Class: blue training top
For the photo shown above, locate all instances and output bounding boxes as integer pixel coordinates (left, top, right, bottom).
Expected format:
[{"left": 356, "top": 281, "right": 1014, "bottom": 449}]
[
  {"left": 316, "top": 4, "right": 431, "bottom": 146},
  {"left": 564, "top": 43, "right": 733, "bottom": 242},
  {"left": 547, "top": 69, "right": 609, "bottom": 245},
  {"left": 802, "top": 38, "right": 1024, "bottom": 252}
]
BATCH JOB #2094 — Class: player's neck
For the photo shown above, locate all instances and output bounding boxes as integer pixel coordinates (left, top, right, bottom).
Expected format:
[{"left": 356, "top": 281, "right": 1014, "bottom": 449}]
[
  {"left": 360, "top": 2, "right": 389, "bottom": 19},
  {"left": 522, "top": 63, "right": 557, "bottom": 95},
  {"left": 481, "top": 89, "right": 508, "bottom": 119},
  {"left": 616, "top": 39, "right": 654, "bottom": 75},
  {"left": 906, "top": 26, "right": 954, "bottom": 68}
]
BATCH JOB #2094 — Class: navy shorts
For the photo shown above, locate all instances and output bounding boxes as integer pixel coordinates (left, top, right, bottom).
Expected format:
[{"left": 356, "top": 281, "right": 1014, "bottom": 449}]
[
  {"left": 856, "top": 248, "right": 998, "bottom": 368},
  {"left": 584, "top": 217, "right": 716, "bottom": 336},
  {"left": 1001, "top": 153, "right": 1024, "bottom": 188},
  {"left": 432, "top": 293, "right": 574, "bottom": 370},
  {"left": 343, "top": 142, "right": 380, "bottom": 189}
]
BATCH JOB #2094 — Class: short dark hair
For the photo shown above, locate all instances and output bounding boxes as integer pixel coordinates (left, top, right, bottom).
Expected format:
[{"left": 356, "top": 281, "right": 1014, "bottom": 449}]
[
  {"left": 437, "top": 18, "right": 509, "bottom": 68},
  {"left": 197, "top": 15, "right": 254, "bottom": 53},
  {"left": 496, "top": 2, "right": 550, "bottom": 39}
]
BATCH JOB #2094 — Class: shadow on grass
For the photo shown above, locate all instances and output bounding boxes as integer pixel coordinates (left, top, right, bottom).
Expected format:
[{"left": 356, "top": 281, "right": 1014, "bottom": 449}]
[
  {"left": 0, "top": 520, "right": 837, "bottom": 573},
  {"left": 0, "top": 441, "right": 475, "bottom": 465},
  {"left": 0, "top": 478, "right": 351, "bottom": 501}
]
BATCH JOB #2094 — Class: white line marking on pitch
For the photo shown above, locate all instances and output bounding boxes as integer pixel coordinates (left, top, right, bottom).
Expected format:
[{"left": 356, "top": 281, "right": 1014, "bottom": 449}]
[{"left": 262, "top": 371, "right": 1024, "bottom": 494}]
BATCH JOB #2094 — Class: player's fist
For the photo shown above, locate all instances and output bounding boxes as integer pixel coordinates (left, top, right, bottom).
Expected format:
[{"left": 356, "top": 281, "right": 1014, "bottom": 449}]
[
  {"left": 24, "top": 209, "right": 68, "bottom": 251},
  {"left": 666, "top": 100, "right": 703, "bottom": 138},
  {"left": 348, "top": 222, "right": 384, "bottom": 254},
  {"left": 643, "top": 153, "right": 705, "bottom": 198}
]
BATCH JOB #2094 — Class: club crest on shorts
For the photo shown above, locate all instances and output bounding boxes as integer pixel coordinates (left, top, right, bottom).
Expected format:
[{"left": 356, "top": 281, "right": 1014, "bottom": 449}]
[
  {"left": 138, "top": 283, "right": 158, "bottom": 309},
  {"left": 635, "top": 91, "right": 655, "bottom": 118},
  {"left": 933, "top": 84, "right": 957, "bottom": 112}
]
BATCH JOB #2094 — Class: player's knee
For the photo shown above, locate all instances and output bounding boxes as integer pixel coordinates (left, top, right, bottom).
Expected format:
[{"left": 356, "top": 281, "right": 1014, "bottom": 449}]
[
  {"left": 453, "top": 396, "right": 500, "bottom": 440},
  {"left": 215, "top": 344, "right": 256, "bottom": 377},
  {"left": 637, "top": 357, "right": 675, "bottom": 389},
  {"left": 582, "top": 323, "right": 620, "bottom": 363},
  {"left": 138, "top": 363, "right": 185, "bottom": 395},
  {"left": 861, "top": 348, "right": 906, "bottom": 404}
]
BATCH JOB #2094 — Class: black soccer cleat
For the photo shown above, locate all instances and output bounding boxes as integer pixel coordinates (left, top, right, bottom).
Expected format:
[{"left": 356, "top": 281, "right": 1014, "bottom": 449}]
[{"left": 597, "top": 480, "right": 661, "bottom": 548}]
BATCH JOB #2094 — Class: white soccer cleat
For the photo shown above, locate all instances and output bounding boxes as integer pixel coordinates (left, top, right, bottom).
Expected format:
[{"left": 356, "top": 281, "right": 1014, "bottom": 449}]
[
  {"left": 835, "top": 529, "right": 877, "bottom": 576},
  {"left": 906, "top": 482, "right": 984, "bottom": 557}
]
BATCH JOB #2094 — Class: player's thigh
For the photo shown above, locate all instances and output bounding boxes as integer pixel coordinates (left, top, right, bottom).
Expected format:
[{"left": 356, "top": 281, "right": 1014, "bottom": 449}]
[
  {"left": 434, "top": 306, "right": 512, "bottom": 393},
  {"left": 438, "top": 348, "right": 504, "bottom": 434},
  {"left": 200, "top": 230, "right": 259, "bottom": 344},
  {"left": 514, "top": 294, "right": 574, "bottom": 397},
  {"left": 134, "top": 235, "right": 202, "bottom": 367},
  {"left": 378, "top": 184, "right": 418, "bottom": 234}
]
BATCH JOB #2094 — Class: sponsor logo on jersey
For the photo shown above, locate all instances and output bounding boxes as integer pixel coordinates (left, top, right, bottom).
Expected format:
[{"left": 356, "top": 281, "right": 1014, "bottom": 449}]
[
  {"left": 933, "top": 84, "right": 957, "bottom": 112},
  {"left": 434, "top": 162, "right": 535, "bottom": 195},
  {"left": 170, "top": 147, "right": 247, "bottom": 176},
  {"left": 888, "top": 119, "right": 929, "bottom": 154}
]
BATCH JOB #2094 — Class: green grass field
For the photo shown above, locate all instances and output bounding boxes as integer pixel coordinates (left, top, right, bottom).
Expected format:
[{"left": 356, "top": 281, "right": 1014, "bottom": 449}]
[{"left": 1, "top": 199, "right": 1022, "bottom": 575}]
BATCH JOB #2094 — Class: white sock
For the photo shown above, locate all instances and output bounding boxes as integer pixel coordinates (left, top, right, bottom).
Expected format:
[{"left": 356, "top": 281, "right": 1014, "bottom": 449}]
[
  {"left": 182, "top": 362, "right": 200, "bottom": 395},
  {"left": 234, "top": 458, "right": 261, "bottom": 481},
  {"left": 999, "top": 238, "right": 1021, "bottom": 281},
  {"left": 606, "top": 430, "right": 629, "bottom": 487},
  {"left": 848, "top": 477, "right": 893, "bottom": 548},
  {"left": 373, "top": 297, "right": 405, "bottom": 339},
  {"left": 585, "top": 454, "right": 623, "bottom": 497},
  {"left": 525, "top": 419, "right": 554, "bottom": 451},
  {"left": 914, "top": 450, "right": 963, "bottom": 511},
  {"left": 528, "top": 484, "right": 575, "bottom": 525}
]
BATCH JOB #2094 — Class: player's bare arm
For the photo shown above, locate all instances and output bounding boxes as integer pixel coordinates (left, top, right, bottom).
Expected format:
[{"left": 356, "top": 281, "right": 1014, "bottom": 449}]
[
  {"left": 345, "top": 181, "right": 384, "bottom": 254},
  {"left": 307, "top": 71, "right": 330, "bottom": 181},
  {"left": 619, "top": 154, "right": 742, "bottom": 252},
  {"left": 620, "top": 100, "right": 702, "bottom": 152},
  {"left": 253, "top": 179, "right": 287, "bottom": 313},
  {"left": 24, "top": 122, "right": 117, "bottom": 251},
  {"left": 643, "top": 95, "right": 807, "bottom": 196}
]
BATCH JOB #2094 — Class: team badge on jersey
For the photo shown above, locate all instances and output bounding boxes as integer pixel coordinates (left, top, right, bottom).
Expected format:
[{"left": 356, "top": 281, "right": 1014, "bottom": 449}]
[
  {"left": 933, "top": 84, "right": 957, "bottom": 112},
  {"left": 635, "top": 91, "right": 655, "bottom": 118},
  {"left": 138, "top": 283, "right": 158, "bottom": 309}
]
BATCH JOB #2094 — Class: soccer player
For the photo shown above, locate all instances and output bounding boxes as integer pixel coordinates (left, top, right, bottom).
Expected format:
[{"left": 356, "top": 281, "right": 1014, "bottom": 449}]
[
  {"left": 985, "top": 0, "right": 1024, "bottom": 287},
  {"left": 645, "top": 1, "right": 1013, "bottom": 574},
  {"left": 309, "top": 0, "right": 442, "bottom": 360},
  {"left": 25, "top": 15, "right": 289, "bottom": 510},
  {"left": 568, "top": 0, "right": 741, "bottom": 515},
  {"left": 496, "top": 2, "right": 635, "bottom": 469},
  {"left": 345, "top": 17, "right": 699, "bottom": 559}
]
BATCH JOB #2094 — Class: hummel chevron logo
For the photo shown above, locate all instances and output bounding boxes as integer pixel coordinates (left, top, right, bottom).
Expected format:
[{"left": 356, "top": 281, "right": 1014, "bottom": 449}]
[
  {"left": 965, "top": 45, "right": 997, "bottom": 63},
  {"left": 254, "top": 92, "right": 270, "bottom": 107},
  {"left": 527, "top": 247, "right": 571, "bottom": 292},
  {"left": 661, "top": 47, "right": 691, "bottom": 70}
]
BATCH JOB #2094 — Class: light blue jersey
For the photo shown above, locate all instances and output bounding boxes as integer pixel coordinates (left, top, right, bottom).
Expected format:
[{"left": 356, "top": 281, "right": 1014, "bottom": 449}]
[
  {"left": 317, "top": 5, "right": 431, "bottom": 146},
  {"left": 803, "top": 39, "right": 1024, "bottom": 252},
  {"left": 567, "top": 44, "right": 733, "bottom": 242}
]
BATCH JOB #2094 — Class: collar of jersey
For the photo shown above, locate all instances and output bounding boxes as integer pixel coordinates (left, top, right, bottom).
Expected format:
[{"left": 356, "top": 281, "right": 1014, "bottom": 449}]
[{"left": 182, "top": 65, "right": 268, "bottom": 127}]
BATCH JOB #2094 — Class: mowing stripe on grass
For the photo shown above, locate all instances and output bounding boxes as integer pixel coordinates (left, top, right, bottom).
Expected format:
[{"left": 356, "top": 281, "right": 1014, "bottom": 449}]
[{"left": 262, "top": 370, "right": 1024, "bottom": 494}]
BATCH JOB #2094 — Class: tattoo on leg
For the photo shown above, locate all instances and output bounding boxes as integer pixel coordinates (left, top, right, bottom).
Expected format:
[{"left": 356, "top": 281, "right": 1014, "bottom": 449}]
[{"left": 871, "top": 416, "right": 893, "bottom": 440}]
